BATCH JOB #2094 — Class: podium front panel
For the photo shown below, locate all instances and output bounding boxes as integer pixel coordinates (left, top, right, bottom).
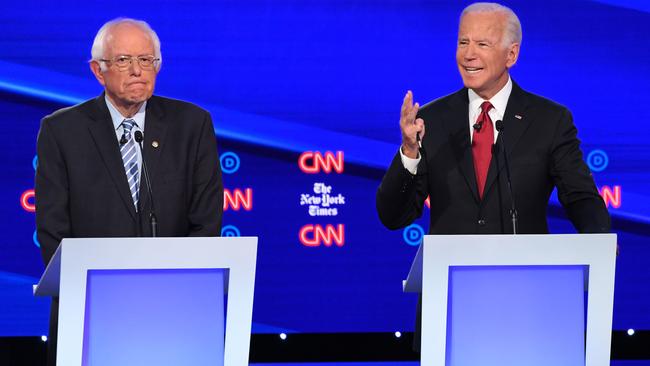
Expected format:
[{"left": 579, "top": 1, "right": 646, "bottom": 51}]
[
  {"left": 445, "top": 265, "right": 586, "bottom": 366},
  {"left": 49, "top": 237, "right": 257, "bottom": 366},
  {"left": 411, "top": 234, "right": 616, "bottom": 366},
  {"left": 81, "top": 268, "right": 225, "bottom": 366}
]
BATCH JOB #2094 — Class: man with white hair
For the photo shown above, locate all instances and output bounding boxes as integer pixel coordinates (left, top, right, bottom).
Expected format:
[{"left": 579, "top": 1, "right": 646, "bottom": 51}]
[
  {"left": 35, "top": 18, "right": 223, "bottom": 365},
  {"left": 376, "top": 2, "right": 610, "bottom": 347},
  {"left": 377, "top": 2, "right": 609, "bottom": 235}
]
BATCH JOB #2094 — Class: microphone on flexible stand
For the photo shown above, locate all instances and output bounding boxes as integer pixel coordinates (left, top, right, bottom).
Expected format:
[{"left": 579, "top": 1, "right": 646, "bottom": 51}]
[
  {"left": 495, "top": 120, "right": 518, "bottom": 234},
  {"left": 416, "top": 130, "right": 427, "bottom": 167},
  {"left": 133, "top": 131, "right": 158, "bottom": 237}
]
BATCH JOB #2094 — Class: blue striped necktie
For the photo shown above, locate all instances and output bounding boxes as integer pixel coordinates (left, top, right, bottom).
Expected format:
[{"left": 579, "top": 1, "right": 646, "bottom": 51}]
[{"left": 120, "top": 119, "right": 139, "bottom": 211}]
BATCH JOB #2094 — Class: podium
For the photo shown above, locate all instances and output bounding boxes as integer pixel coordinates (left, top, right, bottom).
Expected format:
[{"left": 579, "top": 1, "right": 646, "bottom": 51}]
[
  {"left": 404, "top": 234, "right": 617, "bottom": 366},
  {"left": 34, "top": 237, "right": 257, "bottom": 366}
]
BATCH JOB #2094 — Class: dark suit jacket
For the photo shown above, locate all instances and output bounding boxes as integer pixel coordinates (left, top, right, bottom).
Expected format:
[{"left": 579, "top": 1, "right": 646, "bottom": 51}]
[
  {"left": 376, "top": 81, "right": 611, "bottom": 352},
  {"left": 36, "top": 94, "right": 224, "bottom": 366},
  {"left": 35, "top": 94, "right": 224, "bottom": 265},
  {"left": 377, "top": 81, "right": 610, "bottom": 235}
]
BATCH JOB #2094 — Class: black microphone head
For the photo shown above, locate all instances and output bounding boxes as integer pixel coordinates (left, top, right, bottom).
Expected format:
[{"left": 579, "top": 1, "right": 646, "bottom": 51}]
[
  {"left": 495, "top": 120, "right": 504, "bottom": 132},
  {"left": 473, "top": 123, "right": 482, "bottom": 131},
  {"left": 119, "top": 134, "right": 127, "bottom": 145},
  {"left": 134, "top": 130, "right": 144, "bottom": 143}
]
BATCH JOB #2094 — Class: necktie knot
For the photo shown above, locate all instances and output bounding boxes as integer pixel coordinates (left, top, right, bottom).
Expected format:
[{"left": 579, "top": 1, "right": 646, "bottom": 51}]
[
  {"left": 122, "top": 119, "right": 137, "bottom": 135},
  {"left": 480, "top": 101, "right": 493, "bottom": 114}
]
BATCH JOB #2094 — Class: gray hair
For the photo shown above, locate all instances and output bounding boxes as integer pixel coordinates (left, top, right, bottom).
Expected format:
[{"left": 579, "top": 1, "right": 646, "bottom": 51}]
[
  {"left": 461, "top": 2, "right": 522, "bottom": 47},
  {"left": 90, "top": 18, "right": 162, "bottom": 71}
]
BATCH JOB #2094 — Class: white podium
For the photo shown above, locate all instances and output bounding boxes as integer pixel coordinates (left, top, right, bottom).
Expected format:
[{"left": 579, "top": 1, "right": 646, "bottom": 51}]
[
  {"left": 404, "top": 234, "right": 617, "bottom": 366},
  {"left": 34, "top": 237, "right": 258, "bottom": 366}
]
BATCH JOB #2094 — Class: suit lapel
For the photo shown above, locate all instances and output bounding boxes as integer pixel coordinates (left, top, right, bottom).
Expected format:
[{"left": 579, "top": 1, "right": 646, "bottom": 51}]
[
  {"left": 483, "top": 81, "right": 531, "bottom": 199},
  {"left": 442, "top": 89, "right": 480, "bottom": 204},
  {"left": 138, "top": 96, "right": 168, "bottom": 211},
  {"left": 85, "top": 94, "right": 138, "bottom": 221}
]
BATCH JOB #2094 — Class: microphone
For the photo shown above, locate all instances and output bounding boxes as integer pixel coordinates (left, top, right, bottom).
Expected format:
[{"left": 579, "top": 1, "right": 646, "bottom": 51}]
[
  {"left": 134, "top": 130, "right": 158, "bottom": 237},
  {"left": 495, "top": 120, "right": 518, "bottom": 234},
  {"left": 473, "top": 122, "right": 482, "bottom": 131},
  {"left": 416, "top": 129, "right": 426, "bottom": 166},
  {"left": 120, "top": 134, "right": 127, "bottom": 145}
]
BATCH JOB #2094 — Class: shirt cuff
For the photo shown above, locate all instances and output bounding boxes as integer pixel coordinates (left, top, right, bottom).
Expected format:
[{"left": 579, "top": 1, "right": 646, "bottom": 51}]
[{"left": 400, "top": 146, "right": 420, "bottom": 175}]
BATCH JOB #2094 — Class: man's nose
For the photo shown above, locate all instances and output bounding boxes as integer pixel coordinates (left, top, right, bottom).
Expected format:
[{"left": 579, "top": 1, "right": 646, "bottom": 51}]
[
  {"left": 464, "top": 43, "right": 477, "bottom": 60},
  {"left": 129, "top": 59, "right": 142, "bottom": 76}
]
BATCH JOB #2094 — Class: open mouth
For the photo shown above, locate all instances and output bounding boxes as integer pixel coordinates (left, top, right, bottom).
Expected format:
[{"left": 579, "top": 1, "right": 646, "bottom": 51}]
[{"left": 464, "top": 67, "right": 483, "bottom": 74}]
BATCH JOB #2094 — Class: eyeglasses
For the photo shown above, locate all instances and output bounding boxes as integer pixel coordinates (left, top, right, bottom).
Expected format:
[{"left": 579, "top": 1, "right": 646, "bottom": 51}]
[{"left": 99, "top": 55, "right": 160, "bottom": 70}]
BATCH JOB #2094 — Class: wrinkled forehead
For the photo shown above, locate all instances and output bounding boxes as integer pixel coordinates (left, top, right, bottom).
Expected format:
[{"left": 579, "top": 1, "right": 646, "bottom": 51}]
[
  {"left": 458, "top": 11, "right": 506, "bottom": 41},
  {"left": 104, "top": 23, "right": 155, "bottom": 55}
]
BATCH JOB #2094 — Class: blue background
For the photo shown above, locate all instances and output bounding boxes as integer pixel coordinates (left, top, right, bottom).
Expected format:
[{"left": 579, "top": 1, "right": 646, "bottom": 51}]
[{"left": 0, "top": 0, "right": 648, "bottom": 335}]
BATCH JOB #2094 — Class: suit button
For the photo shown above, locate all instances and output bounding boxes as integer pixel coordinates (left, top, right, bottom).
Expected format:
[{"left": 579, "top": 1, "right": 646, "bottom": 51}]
[{"left": 478, "top": 219, "right": 486, "bottom": 226}]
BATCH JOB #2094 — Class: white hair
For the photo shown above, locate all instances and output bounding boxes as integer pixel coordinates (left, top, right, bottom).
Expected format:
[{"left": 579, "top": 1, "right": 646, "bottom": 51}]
[
  {"left": 461, "top": 2, "right": 522, "bottom": 47},
  {"left": 90, "top": 18, "right": 162, "bottom": 71}
]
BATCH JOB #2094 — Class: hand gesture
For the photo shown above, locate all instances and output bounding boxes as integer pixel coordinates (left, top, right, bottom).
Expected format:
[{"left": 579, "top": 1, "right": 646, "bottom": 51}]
[{"left": 400, "top": 90, "right": 425, "bottom": 159}]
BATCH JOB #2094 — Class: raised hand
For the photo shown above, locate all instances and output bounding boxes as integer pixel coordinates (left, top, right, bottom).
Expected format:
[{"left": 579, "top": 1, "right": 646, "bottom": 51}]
[{"left": 400, "top": 90, "right": 425, "bottom": 159}]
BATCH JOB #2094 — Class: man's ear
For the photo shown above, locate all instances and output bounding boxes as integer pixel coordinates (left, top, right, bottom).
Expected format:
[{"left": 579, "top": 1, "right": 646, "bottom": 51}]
[
  {"left": 89, "top": 61, "right": 106, "bottom": 86},
  {"left": 506, "top": 42, "right": 520, "bottom": 68}
]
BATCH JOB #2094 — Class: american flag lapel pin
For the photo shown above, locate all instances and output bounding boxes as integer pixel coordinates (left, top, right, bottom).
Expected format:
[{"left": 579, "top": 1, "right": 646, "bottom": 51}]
[{"left": 515, "top": 114, "right": 523, "bottom": 120}]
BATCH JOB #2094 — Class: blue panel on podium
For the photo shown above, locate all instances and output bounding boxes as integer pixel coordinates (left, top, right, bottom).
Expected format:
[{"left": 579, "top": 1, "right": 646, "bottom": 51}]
[
  {"left": 81, "top": 268, "right": 225, "bottom": 366},
  {"left": 445, "top": 265, "right": 586, "bottom": 366}
]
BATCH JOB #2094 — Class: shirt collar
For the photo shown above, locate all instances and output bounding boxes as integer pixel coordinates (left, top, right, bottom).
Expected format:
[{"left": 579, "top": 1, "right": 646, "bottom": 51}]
[
  {"left": 467, "top": 76, "right": 512, "bottom": 118},
  {"left": 105, "top": 94, "right": 147, "bottom": 132}
]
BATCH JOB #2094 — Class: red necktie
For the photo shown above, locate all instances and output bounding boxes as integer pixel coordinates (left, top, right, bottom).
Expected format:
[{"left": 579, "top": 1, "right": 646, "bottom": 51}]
[{"left": 472, "top": 101, "right": 494, "bottom": 199}]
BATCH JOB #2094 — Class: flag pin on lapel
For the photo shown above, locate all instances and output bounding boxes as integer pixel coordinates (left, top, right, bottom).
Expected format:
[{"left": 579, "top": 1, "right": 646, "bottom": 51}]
[
  {"left": 152, "top": 141, "right": 159, "bottom": 148},
  {"left": 515, "top": 114, "right": 523, "bottom": 120}
]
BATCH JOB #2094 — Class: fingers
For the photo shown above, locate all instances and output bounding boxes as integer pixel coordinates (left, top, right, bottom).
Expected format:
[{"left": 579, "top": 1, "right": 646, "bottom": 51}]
[
  {"left": 401, "top": 90, "right": 413, "bottom": 119},
  {"left": 416, "top": 117, "right": 425, "bottom": 139},
  {"left": 401, "top": 91, "right": 419, "bottom": 126},
  {"left": 399, "top": 90, "right": 426, "bottom": 157},
  {"left": 400, "top": 90, "right": 422, "bottom": 136},
  {"left": 406, "top": 102, "right": 419, "bottom": 124}
]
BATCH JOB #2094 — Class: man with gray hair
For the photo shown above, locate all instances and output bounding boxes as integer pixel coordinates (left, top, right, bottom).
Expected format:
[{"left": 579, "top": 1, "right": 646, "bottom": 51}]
[
  {"left": 376, "top": 2, "right": 610, "bottom": 347},
  {"left": 35, "top": 18, "right": 223, "bottom": 365},
  {"left": 377, "top": 1, "right": 609, "bottom": 235}
]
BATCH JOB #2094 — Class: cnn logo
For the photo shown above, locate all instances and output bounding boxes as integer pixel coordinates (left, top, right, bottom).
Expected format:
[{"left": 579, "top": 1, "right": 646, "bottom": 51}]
[
  {"left": 599, "top": 185, "right": 621, "bottom": 209},
  {"left": 223, "top": 188, "right": 253, "bottom": 211},
  {"left": 298, "top": 151, "right": 344, "bottom": 174},
  {"left": 299, "top": 224, "right": 345, "bottom": 247}
]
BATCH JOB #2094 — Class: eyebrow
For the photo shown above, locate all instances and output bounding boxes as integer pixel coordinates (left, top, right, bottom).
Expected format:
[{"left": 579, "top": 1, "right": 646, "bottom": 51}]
[{"left": 458, "top": 37, "right": 493, "bottom": 44}]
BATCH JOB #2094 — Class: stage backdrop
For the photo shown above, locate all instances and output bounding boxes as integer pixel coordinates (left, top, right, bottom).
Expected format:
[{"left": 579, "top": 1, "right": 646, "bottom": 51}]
[{"left": 0, "top": 0, "right": 648, "bottom": 335}]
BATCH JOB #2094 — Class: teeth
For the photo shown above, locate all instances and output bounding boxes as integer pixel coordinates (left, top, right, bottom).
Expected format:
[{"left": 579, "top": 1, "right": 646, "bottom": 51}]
[{"left": 466, "top": 67, "right": 482, "bottom": 74}]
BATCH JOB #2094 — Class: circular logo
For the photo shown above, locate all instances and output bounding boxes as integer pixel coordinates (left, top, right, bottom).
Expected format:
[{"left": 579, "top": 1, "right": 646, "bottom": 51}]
[
  {"left": 221, "top": 225, "right": 241, "bottom": 237},
  {"left": 220, "top": 152, "right": 240, "bottom": 174},
  {"left": 586, "top": 150, "right": 608, "bottom": 172},
  {"left": 33, "top": 230, "right": 40, "bottom": 248},
  {"left": 403, "top": 224, "right": 424, "bottom": 246},
  {"left": 33, "top": 155, "right": 38, "bottom": 171}
]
